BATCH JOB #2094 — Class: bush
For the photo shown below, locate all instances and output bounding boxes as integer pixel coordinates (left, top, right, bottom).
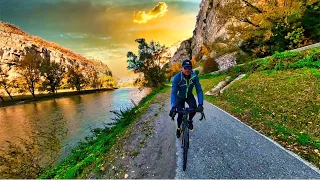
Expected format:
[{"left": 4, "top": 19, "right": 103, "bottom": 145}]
[
  {"left": 203, "top": 58, "right": 219, "bottom": 74},
  {"left": 235, "top": 52, "right": 255, "bottom": 64}
]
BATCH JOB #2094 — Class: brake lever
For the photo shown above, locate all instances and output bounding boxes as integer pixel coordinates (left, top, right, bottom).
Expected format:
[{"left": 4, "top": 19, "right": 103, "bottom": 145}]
[
  {"left": 199, "top": 111, "right": 206, "bottom": 121},
  {"left": 171, "top": 112, "right": 176, "bottom": 121}
]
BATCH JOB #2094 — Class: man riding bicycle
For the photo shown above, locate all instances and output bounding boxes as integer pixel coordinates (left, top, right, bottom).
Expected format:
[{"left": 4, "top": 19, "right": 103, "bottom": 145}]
[{"left": 169, "top": 59, "right": 204, "bottom": 138}]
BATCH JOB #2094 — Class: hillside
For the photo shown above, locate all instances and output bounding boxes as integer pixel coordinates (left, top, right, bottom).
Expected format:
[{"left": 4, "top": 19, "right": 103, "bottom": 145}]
[
  {"left": 0, "top": 22, "right": 112, "bottom": 78},
  {"left": 169, "top": 0, "right": 320, "bottom": 74},
  {"left": 200, "top": 47, "right": 320, "bottom": 168}
]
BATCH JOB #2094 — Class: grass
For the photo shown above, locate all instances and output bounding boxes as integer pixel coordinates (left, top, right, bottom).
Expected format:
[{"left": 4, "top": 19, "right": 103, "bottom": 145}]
[
  {"left": 196, "top": 73, "right": 227, "bottom": 93},
  {"left": 39, "top": 86, "right": 169, "bottom": 179},
  {"left": 229, "top": 46, "right": 320, "bottom": 76},
  {"left": 200, "top": 68, "right": 320, "bottom": 168}
]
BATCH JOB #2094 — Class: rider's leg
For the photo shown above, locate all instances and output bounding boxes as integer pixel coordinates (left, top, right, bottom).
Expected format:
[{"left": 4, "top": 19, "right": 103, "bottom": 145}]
[
  {"left": 176, "top": 97, "right": 185, "bottom": 137},
  {"left": 176, "top": 97, "right": 185, "bottom": 128},
  {"left": 187, "top": 94, "right": 197, "bottom": 120},
  {"left": 186, "top": 95, "right": 197, "bottom": 131}
]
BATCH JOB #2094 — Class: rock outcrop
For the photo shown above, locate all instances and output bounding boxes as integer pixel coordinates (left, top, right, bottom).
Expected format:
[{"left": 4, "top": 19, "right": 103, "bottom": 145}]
[
  {"left": 169, "top": 0, "right": 236, "bottom": 71},
  {"left": 0, "top": 22, "right": 112, "bottom": 80},
  {"left": 169, "top": 38, "right": 192, "bottom": 66},
  {"left": 191, "top": 0, "right": 227, "bottom": 58},
  {"left": 215, "top": 52, "right": 237, "bottom": 71}
]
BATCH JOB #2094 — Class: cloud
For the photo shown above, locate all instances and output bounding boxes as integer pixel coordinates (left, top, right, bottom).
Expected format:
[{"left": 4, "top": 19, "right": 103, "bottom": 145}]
[{"left": 133, "top": 2, "right": 168, "bottom": 24}]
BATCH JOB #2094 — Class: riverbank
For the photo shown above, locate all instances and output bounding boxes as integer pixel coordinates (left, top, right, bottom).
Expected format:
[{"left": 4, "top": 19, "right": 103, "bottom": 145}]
[
  {"left": 39, "top": 86, "right": 169, "bottom": 179},
  {"left": 0, "top": 88, "right": 117, "bottom": 108}
]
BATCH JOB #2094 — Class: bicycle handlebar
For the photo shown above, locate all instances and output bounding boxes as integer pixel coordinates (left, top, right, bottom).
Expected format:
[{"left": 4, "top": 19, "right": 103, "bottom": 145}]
[{"left": 171, "top": 107, "right": 206, "bottom": 121}]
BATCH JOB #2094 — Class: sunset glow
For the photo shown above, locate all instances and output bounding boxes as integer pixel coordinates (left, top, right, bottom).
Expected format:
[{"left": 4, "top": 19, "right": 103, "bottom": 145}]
[{"left": 0, "top": 0, "right": 201, "bottom": 79}]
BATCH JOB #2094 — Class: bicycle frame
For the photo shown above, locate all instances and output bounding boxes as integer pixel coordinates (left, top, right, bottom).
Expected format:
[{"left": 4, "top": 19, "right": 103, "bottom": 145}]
[{"left": 171, "top": 107, "right": 205, "bottom": 171}]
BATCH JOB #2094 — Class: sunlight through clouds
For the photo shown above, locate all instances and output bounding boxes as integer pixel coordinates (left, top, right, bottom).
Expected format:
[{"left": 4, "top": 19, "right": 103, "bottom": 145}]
[{"left": 133, "top": 2, "right": 168, "bottom": 24}]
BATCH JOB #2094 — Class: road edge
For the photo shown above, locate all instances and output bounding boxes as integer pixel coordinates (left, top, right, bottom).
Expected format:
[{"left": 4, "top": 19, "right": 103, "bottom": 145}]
[{"left": 207, "top": 101, "right": 320, "bottom": 174}]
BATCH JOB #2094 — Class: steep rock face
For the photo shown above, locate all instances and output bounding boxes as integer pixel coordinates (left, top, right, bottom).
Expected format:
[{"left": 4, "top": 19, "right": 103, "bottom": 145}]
[
  {"left": 169, "top": 38, "right": 192, "bottom": 65},
  {"left": 191, "top": 0, "right": 226, "bottom": 58},
  {"left": 169, "top": 0, "right": 236, "bottom": 71},
  {"left": 159, "top": 39, "right": 184, "bottom": 68},
  {"left": 0, "top": 22, "right": 112, "bottom": 79},
  {"left": 215, "top": 52, "right": 237, "bottom": 71}
]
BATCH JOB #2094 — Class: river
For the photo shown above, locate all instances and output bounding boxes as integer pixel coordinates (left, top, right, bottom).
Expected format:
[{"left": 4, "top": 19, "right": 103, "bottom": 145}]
[{"left": 0, "top": 87, "right": 151, "bottom": 178}]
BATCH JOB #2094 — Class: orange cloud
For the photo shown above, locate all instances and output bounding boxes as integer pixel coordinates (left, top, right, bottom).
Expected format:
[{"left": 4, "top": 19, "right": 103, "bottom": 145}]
[{"left": 133, "top": 2, "right": 168, "bottom": 24}]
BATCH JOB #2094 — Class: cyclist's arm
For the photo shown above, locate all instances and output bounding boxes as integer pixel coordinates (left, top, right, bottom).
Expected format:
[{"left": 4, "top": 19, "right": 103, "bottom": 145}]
[
  {"left": 195, "top": 75, "right": 204, "bottom": 105},
  {"left": 171, "top": 75, "right": 179, "bottom": 107}
]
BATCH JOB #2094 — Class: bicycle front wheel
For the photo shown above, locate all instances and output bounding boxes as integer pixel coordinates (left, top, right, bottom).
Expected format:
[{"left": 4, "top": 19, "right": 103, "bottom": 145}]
[{"left": 182, "top": 125, "right": 189, "bottom": 171}]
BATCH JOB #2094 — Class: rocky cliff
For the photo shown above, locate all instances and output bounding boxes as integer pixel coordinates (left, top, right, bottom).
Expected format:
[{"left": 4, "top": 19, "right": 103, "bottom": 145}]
[
  {"left": 191, "top": 0, "right": 227, "bottom": 58},
  {"left": 0, "top": 22, "right": 112, "bottom": 79},
  {"left": 169, "top": 0, "right": 236, "bottom": 71}
]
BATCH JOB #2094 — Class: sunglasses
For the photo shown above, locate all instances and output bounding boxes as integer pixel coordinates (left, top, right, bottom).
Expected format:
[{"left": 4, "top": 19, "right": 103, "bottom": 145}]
[{"left": 183, "top": 66, "right": 192, "bottom": 70}]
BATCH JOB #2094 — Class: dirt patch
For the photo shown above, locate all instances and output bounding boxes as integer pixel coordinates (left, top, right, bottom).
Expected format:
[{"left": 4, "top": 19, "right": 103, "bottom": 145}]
[{"left": 91, "top": 88, "right": 176, "bottom": 179}]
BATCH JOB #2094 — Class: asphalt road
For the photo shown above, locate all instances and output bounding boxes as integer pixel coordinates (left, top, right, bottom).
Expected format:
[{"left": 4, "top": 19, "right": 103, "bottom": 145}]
[{"left": 174, "top": 100, "right": 320, "bottom": 179}]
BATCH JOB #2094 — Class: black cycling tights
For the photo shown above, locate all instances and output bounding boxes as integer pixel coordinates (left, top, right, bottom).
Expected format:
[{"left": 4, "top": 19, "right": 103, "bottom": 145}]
[{"left": 176, "top": 95, "right": 197, "bottom": 128}]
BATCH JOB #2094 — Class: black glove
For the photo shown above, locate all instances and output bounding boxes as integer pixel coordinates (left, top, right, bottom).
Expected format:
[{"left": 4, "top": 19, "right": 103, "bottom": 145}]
[
  {"left": 169, "top": 106, "right": 177, "bottom": 117},
  {"left": 197, "top": 104, "right": 203, "bottom": 112}
]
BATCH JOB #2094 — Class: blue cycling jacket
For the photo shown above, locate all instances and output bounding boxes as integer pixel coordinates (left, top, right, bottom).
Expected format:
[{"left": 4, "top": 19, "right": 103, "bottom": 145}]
[{"left": 171, "top": 71, "right": 204, "bottom": 107}]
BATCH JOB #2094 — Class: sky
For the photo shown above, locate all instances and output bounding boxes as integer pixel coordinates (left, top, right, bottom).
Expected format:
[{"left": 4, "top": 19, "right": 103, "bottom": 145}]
[{"left": 0, "top": 0, "right": 201, "bottom": 79}]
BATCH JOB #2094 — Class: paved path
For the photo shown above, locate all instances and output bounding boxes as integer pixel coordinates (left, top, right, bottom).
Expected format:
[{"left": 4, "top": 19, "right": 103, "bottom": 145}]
[{"left": 174, "top": 100, "right": 320, "bottom": 179}]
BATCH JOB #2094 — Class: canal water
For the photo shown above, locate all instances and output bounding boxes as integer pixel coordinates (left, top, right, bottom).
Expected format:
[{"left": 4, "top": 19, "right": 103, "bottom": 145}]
[{"left": 0, "top": 87, "right": 151, "bottom": 178}]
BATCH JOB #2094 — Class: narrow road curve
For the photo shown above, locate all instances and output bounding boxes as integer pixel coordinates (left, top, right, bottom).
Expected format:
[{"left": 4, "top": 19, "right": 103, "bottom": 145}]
[{"left": 174, "top": 100, "right": 320, "bottom": 179}]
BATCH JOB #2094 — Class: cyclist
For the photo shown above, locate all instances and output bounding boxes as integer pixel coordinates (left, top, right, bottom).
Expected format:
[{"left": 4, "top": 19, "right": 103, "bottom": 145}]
[{"left": 169, "top": 59, "right": 204, "bottom": 138}]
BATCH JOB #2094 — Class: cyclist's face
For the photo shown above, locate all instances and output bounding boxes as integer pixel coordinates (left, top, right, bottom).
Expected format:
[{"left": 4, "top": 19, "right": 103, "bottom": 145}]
[{"left": 182, "top": 67, "right": 192, "bottom": 76}]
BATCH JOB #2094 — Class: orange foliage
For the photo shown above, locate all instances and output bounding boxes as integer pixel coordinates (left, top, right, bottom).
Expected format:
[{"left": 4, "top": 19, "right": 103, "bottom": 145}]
[
  {"left": 165, "top": 62, "right": 182, "bottom": 79},
  {"left": 171, "top": 62, "right": 182, "bottom": 74},
  {"left": 191, "top": 57, "right": 197, "bottom": 67},
  {"left": 200, "top": 44, "right": 210, "bottom": 56}
]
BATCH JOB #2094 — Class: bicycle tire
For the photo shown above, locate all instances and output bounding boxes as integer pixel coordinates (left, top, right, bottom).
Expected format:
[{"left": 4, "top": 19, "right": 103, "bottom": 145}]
[{"left": 182, "top": 121, "right": 189, "bottom": 171}]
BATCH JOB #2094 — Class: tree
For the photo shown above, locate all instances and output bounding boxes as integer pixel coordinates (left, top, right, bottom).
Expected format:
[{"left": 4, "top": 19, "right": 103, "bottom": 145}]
[
  {"left": 165, "top": 62, "right": 182, "bottom": 81},
  {"left": 40, "top": 57, "right": 66, "bottom": 93},
  {"left": 66, "top": 64, "right": 86, "bottom": 91},
  {"left": 0, "top": 64, "right": 13, "bottom": 100},
  {"left": 0, "top": 92, "right": 5, "bottom": 102},
  {"left": 16, "top": 49, "right": 41, "bottom": 98},
  {"left": 11, "top": 76, "right": 28, "bottom": 100},
  {"left": 99, "top": 75, "right": 115, "bottom": 88},
  {"left": 203, "top": 57, "right": 219, "bottom": 74},
  {"left": 87, "top": 69, "right": 100, "bottom": 89},
  {"left": 216, "top": 0, "right": 319, "bottom": 57},
  {"left": 127, "top": 38, "right": 167, "bottom": 87}
]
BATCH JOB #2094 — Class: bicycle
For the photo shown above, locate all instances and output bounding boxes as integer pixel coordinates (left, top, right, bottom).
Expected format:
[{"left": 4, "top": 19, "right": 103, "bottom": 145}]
[{"left": 171, "top": 107, "right": 205, "bottom": 171}]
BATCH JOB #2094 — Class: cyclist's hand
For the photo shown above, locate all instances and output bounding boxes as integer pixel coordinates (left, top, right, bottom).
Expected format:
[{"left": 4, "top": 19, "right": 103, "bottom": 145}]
[
  {"left": 197, "top": 104, "right": 204, "bottom": 112},
  {"left": 169, "top": 106, "right": 176, "bottom": 117}
]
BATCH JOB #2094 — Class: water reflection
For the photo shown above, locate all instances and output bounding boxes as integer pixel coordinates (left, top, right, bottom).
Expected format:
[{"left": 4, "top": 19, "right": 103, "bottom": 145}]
[{"left": 0, "top": 88, "right": 151, "bottom": 178}]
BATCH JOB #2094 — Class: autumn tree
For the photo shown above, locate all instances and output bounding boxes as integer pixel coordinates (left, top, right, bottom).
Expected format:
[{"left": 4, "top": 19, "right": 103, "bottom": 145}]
[
  {"left": 99, "top": 75, "right": 115, "bottom": 88},
  {"left": 66, "top": 64, "right": 87, "bottom": 91},
  {"left": 87, "top": 69, "right": 100, "bottom": 89},
  {"left": 16, "top": 49, "right": 41, "bottom": 98},
  {"left": 40, "top": 57, "right": 66, "bottom": 93},
  {"left": 0, "top": 64, "right": 13, "bottom": 100},
  {"left": 127, "top": 38, "right": 167, "bottom": 87},
  {"left": 216, "top": 0, "right": 320, "bottom": 57}
]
